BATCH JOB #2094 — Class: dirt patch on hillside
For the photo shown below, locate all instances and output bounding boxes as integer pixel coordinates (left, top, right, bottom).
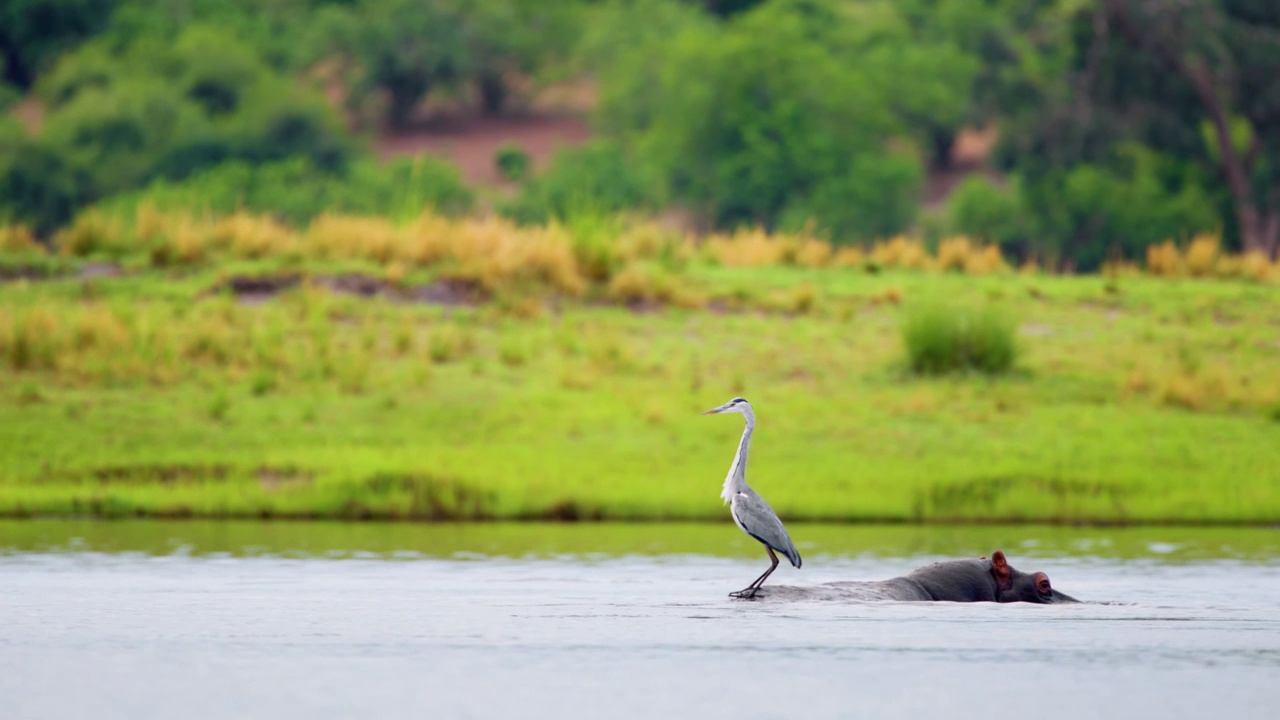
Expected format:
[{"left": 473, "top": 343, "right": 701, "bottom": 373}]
[{"left": 376, "top": 112, "right": 593, "bottom": 187}]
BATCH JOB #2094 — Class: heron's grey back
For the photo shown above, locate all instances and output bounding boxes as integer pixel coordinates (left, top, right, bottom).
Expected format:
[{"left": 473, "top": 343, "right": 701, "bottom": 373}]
[{"left": 730, "top": 491, "right": 801, "bottom": 568}]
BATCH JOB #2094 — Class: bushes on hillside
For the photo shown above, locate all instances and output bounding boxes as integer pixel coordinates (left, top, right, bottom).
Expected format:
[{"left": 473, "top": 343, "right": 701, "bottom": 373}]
[
  {"left": 98, "top": 156, "right": 472, "bottom": 226},
  {"left": 945, "top": 175, "right": 1028, "bottom": 255},
  {"left": 0, "top": 117, "right": 88, "bottom": 236},
  {"left": 1, "top": 23, "right": 355, "bottom": 235},
  {"left": 590, "top": 0, "right": 961, "bottom": 241},
  {"left": 0, "top": 0, "right": 117, "bottom": 88},
  {"left": 1026, "top": 147, "right": 1219, "bottom": 270},
  {"left": 501, "top": 141, "right": 654, "bottom": 225}
]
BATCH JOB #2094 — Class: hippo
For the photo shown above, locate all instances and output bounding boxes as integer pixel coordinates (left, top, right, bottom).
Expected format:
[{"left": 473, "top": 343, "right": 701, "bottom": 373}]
[{"left": 750, "top": 551, "right": 1078, "bottom": 603}]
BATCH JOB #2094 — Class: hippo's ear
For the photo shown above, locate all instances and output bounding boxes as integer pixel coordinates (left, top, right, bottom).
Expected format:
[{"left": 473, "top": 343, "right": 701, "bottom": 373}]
[{"left": 990, "top": 550, "right": 1013, "bottom": 591}]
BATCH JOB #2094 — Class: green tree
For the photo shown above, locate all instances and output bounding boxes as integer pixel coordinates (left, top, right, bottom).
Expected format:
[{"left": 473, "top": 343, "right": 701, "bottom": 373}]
[
  {"left": 802, "top": 0, "right": 978, "bottom": 170},
  {"left": 0, "top": 118, "right": 89, "bottom": 236},
  {"left": 1095, "top": 0, "right": 1280, "bottom": 257},
  {"left": 597, "top": 0, "right": 936, "bottom": 239},
  {"left": 39, "top": 78, "right": 209, "bottom": 196},
  {"left": 945, "top": 175, "right": 1028, "bottom": 252},
  {"left": 899, "top": 0, "right": 1069, "bottom": 166},
  {"left": 995, "top": 0, "right": 1280, "bottom": 259},
  {"left": 311, "top": 0, "right": 582, "bottom": 126},
  {"left": 501, "top": 140, "right": 655, "bottom": 224},
  {"left": 0, "top": 0, "right": 118, "bottom": 87}
]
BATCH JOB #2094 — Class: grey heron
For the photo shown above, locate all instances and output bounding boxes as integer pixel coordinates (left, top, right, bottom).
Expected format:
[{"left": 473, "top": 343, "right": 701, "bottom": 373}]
[{"left": 702, "top": 397, "right": 801, "bottom": 599}]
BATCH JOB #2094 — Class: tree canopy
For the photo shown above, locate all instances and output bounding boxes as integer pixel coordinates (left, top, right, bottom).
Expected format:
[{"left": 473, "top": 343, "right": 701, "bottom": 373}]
[{"left": 2, "top": 0, "right": 1279, "bottom": 265}]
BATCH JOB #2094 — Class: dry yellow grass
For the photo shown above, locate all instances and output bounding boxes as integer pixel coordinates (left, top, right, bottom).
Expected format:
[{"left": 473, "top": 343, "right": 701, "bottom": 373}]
[
  {"left": 936, "top": 236, "right": 972, "bottom": 272},
  {"left": 1184, "top": 233, "right": 1219, "bottom": 277},
  {"left": 1221, "top": 251, "right": 1278, "bottom": 282},
  {"left": 306, "top": 214, "right": 400, "bottom": 263},
  {"left": 73, "top": 305, "right": 131, "bottom": 352},
  {"left": 871, "top": 235, "right": 929, "bottom": 270},
  {"left": 212, "top": 213, "right": 297, "bottom": 260},
  {"left": 607, "top": 265, "right": 659, "bottom": 304},
  {"left": 1, "top": 306, "right": 62, "bottom": 371},
  {"left": 831, "top": 245, "right": 865, "bottom": 268},
  {"left": 55, "top": 212, "right": 129, "bottom": 257},
  {"left": 794, "top": 239, "right": 832, "bottom": 268},
  {"left": 22, "top": 207, "right": 1279, "bottom": 315},
  {"left": 0, "top": 224, "right": 41, "bottom": 253},
  {"left": 612, "top": 223, "right": 691, "bottom": 265},
  {"left": 932, "top": 235, "right": 1005, "bottom": 275},
  {"left": 966, "top": 243, "right": 1007, "bottom": 275},
  {"left": 408, "top": 215, "right": 589, "bottom": 293},
  {"left": 1146, "top": 241, "right": 1181, "bottom": 277},
  {"left": 705, "top": 227, "right": 790, "bottom": 267},
  {"left": 1142, "top": 234, "right": 1277, "bottom": 282},
  {"left": 1155, "top": 370, "right": 1230, "bottom": 412}
]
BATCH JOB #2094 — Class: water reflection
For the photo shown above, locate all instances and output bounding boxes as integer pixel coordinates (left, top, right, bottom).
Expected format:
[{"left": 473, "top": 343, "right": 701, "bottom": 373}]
[{"left": 2, "top": 519, "right": 1278, "bottom": 562}]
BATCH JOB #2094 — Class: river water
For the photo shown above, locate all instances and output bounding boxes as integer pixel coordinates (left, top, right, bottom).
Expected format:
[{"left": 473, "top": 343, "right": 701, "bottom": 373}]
[{"left": 2, "top": 521, "right": 1278, "bottom": 719}]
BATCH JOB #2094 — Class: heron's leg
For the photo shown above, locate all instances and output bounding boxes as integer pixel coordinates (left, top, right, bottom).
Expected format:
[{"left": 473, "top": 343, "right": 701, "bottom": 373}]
[{"left": 729, "top": 547, "right": 780, "bottom": 599}]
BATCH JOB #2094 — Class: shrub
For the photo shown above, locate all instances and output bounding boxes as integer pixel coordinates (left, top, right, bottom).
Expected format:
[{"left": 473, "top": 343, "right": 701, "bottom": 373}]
[
  {"left": 0, "top": 136, "right": 90, "bottom": 237},
  {"left": 495, "top": 143, "right": 531, "bottom": 181},
  {"left": 99, "top": 156, "right": 471, "bottom": 226},
  {"left": 778, "top": 152, "right": 922, "bottom": 242},
  {"left": 945, "top": 176, "right": 1027, "bottom": 251},
  {"left": 902, "top": 304, "right": 1017, "bottom": 375},
  {"left": 1022, "top": 147, "right": 1219, "bottom": 271},
  {"left": 501, "top": 141, "right": 653, "bottom": 225},
  {"left": 39, "top": 78, "right": 211, "bottom": 196},
  {"left": 54, "top": 211, "right": 129, "bottom": 257},
  {"left": 3, "top": 307, "right": 62, "bottom": 371}
]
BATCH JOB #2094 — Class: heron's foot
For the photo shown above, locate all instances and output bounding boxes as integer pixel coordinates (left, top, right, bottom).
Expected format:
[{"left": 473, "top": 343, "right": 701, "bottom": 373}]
[{"left": 729, "top": 587, "right": 759, "bottom": 600}]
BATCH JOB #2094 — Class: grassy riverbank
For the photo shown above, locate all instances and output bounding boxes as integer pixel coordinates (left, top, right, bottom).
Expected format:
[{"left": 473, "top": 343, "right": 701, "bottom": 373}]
[{"left": 2, "top": 239, "right": 1279, "bottom": 523}]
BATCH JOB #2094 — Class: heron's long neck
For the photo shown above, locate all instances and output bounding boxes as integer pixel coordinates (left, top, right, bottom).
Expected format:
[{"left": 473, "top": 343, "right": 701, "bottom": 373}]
[{"left": 720, "top": 414, "right": 754, "bottom": 503}]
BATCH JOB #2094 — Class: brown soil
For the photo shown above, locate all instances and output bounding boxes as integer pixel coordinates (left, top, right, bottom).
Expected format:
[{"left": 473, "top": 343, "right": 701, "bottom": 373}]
[
  {"left": 0, "top": 265, "right": 55, "bottom": 282},
  {"left": 376, "top": 112, "right": 593, "bottom": 188},
  {"left": 77, "top": 262, "right": 123, "bottom": 280},
  {"left": 216, "top": 273, "right": 488, "bottom": 307},
  {"left": 922, "top": 127, "right": 1003, "bottom": 209},
  {"left": 221, "top": 274, "right": 302, "bottom": 304}
]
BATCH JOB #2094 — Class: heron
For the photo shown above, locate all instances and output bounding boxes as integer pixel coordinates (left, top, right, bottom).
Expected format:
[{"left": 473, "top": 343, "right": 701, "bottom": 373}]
[{"left": 702, "top": 397, "right": 801, "bottom": 599}]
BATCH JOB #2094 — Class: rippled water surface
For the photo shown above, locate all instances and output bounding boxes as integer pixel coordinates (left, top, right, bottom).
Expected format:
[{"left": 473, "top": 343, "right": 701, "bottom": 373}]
[{"left": 2, "top": 521, "right": 1279, "bottom": 719}]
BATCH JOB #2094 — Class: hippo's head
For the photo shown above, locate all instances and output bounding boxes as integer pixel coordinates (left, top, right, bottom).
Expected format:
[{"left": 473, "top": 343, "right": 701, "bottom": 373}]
[{"left": 989, "top": 551, "right": 1077, "bottom": 604}]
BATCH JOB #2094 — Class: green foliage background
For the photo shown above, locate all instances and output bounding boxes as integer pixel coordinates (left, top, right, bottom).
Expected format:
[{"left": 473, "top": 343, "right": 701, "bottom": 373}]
[{"left": 3, "top": 0, "right": 1280, "bottom": 263}]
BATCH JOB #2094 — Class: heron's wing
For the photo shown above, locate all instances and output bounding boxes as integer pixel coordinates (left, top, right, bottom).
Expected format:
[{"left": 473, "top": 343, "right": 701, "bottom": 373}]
[{"left": 731, "top": 492, "right": 801, "bottom": 568}]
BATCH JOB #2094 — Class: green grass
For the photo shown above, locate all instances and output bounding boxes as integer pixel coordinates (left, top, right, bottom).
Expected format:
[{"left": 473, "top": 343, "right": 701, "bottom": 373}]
[
  {"left": 2, "top": 263, "right": 1279, "bottom": 523},
  {"left": 902, "top": 302, "right": 1017, "bottom": 375}
]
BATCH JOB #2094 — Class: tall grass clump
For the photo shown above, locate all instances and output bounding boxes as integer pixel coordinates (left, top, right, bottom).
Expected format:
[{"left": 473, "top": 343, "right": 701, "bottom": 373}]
[{"left": 902, "top": 304, "right": 1017, "bottom": 375}]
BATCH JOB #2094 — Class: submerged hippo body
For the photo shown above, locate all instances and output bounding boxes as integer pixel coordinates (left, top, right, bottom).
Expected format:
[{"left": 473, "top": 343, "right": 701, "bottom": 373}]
[{"left": 757, "top": 551, "right": 1078, "bottom": 604}]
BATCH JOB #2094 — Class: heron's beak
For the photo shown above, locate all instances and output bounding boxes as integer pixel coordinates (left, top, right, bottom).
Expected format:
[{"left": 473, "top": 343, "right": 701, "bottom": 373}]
[{"left": 702, "top": 405, "right": 727, "bottom": 415}]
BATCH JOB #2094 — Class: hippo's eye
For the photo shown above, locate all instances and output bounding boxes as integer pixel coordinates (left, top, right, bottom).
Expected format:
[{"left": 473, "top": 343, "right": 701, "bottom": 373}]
[{"left": 1033, "top": 572, "right": 1052, "bottom": 595}]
